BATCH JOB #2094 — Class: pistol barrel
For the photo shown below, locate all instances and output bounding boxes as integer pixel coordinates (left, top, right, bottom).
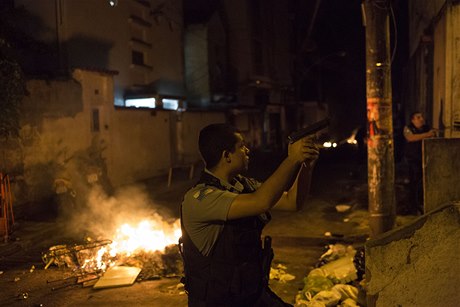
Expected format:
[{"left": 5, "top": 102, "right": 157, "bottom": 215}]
[{"left": 288, "top": 117, "right": 330, "bottom": 143}]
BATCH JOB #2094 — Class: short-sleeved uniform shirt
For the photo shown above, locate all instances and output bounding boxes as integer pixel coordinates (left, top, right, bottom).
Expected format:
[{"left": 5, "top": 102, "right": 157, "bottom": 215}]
[
  {"left": 403, "top": 126, "right": 414, "bottom": 139},
  {"left": 403, "top": 124, "right": 430, "bottom": 161},
  {"left": 181, "top": 169, "right": 262, "bottom": 256}
]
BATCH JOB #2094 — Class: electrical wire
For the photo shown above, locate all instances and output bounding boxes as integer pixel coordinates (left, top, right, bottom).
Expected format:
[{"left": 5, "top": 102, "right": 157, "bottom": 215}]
[{"left": 389, "top": 1, "right": 397, "bottom": 64}]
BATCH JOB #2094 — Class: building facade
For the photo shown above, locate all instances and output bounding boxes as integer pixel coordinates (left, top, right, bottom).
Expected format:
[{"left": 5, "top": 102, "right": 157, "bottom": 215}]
[
  {"left": 15, "top": 0, "right": 185, "bottom": 106},
  {"left": 406, "top": 0, "right": 460, "bottom": 138},
  {"left": 184, "top": 0, "right": 312, "bottom": 150}
]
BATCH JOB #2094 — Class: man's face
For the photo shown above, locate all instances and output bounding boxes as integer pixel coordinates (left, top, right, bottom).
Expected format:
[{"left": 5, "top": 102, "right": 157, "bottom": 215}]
[
  {"left": 411, "top": 113, "right": 425, "bottom": 128},
  {"left": 230, "top": 133, "right": 250, "bottom": 172}
]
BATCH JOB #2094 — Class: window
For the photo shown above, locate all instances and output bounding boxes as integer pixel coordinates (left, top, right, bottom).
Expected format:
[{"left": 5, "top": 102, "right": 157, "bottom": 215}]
[
  {"left": 125, "top": 97, "right": 156, "bottom": 108},
  {"left": 132, "top": 50, "right": 145, "bottom": 66},
  {"left": 162, "top": 98, "right": 179, "bottom": 110}
]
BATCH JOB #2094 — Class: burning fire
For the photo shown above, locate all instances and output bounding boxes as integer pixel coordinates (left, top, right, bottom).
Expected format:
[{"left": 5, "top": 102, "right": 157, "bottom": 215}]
[
  {"left": 44, "top": 217, "right": 183, "bottom": 275},
  {"left": 110, "top": 219, "right": 181, "bottom": 255},
  {"left": 43, "top": 185, "right": 185, "bottom": 280},
  {"left": 80, "top": 219, "right": 182, "bottom": 272}
]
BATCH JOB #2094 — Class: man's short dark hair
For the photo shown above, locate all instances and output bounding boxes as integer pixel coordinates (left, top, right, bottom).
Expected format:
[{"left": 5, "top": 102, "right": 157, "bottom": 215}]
[
  {"left": 199, "top": 123, "right": 239, "bottom": 169},
  {"left": 410, "top": 111, "right": 422, "bottom": 120}
]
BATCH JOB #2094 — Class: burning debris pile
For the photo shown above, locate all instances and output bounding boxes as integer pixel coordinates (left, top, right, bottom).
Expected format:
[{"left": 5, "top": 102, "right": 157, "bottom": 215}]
[
  {"left": 38, "top": 182, "right": 187, "bottom": 289},
  {"left": 42, "top": 218, "right": 183, "bottom": 289}
]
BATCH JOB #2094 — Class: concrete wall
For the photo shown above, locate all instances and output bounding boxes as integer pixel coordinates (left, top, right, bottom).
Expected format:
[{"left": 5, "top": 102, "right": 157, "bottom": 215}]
[
  {"left": 433, "top": 4, "right": 460, "bottom": 138},
  {"left": 423, "top": 138, "right": 460, "bottom": 212},
  {"left": 408, "top": 0, "right": 446, "bottom": 57},
  {"left": 171, "top": 111, "right": 226, "bottom": 166},
  {"left": 433, "top": 10, "right": 447, "bottom": 133},
  {"left": 365, "top": 203, "right": 460, "bottom": 307},
  {"left": 3, "top": 69, "right": 115, "bottom": 211},
  {"left": 2, "top": 70, "right": 226, "bottom": 211},
  {"left": 15, "top": 78, "right": 92, "bottom": 206},
  {"left": 110, "top": 108, "right": 171, "bottom": 186}
]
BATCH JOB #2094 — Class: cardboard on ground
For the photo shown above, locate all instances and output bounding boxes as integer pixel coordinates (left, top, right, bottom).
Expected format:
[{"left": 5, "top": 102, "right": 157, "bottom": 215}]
[{"left": 93, "top": 266, "right": 142, "bottom": 289}]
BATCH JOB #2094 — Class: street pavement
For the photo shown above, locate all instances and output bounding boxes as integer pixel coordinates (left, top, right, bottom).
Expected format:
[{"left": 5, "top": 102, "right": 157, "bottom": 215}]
[{"left": 0, "top": 148, "right": 418, "bottom": 306}]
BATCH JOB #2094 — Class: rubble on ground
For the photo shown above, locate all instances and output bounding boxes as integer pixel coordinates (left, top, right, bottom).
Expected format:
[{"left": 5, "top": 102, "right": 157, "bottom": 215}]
[
  {"left": 295, "top": 244, "right": 366, "bottom": 307},
  {"left": 40, "top": 238, "right": 183, "bottom": 290},
  {"left": 270, "top": 263, "right": 296, "bottom": 283}
]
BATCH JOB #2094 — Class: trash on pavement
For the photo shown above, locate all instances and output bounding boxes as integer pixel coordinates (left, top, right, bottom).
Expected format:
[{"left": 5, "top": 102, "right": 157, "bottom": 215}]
[
  {"left": 296, "top": 244, "right": 362, "bottom": 307},
  {"left": 335, "top": 204, "right": 351, "bottom": 213},
  {"left": 300, "top": 268, "right": 334, "bottom": 299},
  {"left": 340, "top": 298, "right": 360, "bottom": 307},
  {"left": 319, "top": 251, "right": 357, "bottom": 284},
  {"left": 270, "top": 263, "right": 295, "bottom": 283},
  {"left": 319, "top": 244, "right": 354, "bottom": 264},
  {"left": 305, "top": 288, "right": 341, "bottom": 306},
  {"left": 330, "top": 284, "right": 358, "bottom": 301}
]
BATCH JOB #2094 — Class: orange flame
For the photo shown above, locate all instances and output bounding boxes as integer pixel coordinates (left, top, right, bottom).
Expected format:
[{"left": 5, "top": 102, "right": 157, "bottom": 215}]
[{"left": 81, "top": 219, "right": 181, "bottom": 271}]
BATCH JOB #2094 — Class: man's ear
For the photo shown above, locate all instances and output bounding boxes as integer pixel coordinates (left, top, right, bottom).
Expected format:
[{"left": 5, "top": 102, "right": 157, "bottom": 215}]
[{"left": 223, "top": 150, "right": 231, "bottom": 163}]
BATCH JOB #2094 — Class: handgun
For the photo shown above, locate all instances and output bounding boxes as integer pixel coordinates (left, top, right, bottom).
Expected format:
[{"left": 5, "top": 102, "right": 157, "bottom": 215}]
[{"left": 287, "top": 117, "right": 330, "bottom": 143}]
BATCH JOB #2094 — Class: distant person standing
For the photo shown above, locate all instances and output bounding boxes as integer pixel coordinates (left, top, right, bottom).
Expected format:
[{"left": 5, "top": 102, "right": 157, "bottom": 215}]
[{"left": 403, "top": 111, "right": 436, "bottom": 214}]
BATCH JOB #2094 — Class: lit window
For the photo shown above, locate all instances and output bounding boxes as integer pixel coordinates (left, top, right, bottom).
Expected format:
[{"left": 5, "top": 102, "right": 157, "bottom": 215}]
[
  {"left": 125, "top": 97, "right": 156, "bottom": 108},
  {"left": 162, "top": 98, "right": 179, "bottom": 110}
]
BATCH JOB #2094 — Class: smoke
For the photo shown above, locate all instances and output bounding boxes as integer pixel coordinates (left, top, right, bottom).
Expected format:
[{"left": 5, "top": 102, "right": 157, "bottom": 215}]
[{"left": 62, "top": 183, "right": 178, "bottom": 241}]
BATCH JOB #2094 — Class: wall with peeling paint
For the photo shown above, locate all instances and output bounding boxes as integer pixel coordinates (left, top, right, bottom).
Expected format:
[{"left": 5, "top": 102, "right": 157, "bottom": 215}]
[
  {"left": 15, "top": 77, "right": 92, "bottom": 208},
  {"left": 1, "top": 69, "right": 226, "bottom": 216},
  {"left": 423, "top": 138, "right": 460, "bottom": 212},
  {"left": 365, "top": 204, "right": 460, "bottom": 307}
]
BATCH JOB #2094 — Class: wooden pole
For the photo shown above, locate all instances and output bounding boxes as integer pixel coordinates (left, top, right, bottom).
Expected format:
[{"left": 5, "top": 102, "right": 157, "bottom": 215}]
[{"left": 363, "top": 0, "right": 396, "bottom": 237}]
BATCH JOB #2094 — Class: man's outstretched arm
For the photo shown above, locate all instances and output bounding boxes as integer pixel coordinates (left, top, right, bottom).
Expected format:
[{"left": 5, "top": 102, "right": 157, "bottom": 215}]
[
  {"left": 227, "top": 138, "right": 318, "bottom": 219},
  {"left": 272, "top": 159, "right": 316, "bottom": 211}
]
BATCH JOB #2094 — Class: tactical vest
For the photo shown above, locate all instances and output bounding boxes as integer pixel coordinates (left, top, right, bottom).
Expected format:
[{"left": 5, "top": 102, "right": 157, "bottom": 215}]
[
  {"left": 404, "top": 123, "right": 430, "bottom": 161},
  {"left": 180, "top": 172, "right": 270, "bottom": 306}
]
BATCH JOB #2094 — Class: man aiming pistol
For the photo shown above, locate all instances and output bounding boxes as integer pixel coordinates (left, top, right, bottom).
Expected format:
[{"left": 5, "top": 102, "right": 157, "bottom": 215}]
[{"left": 179, "top": 119, "right": 326, "bottom": 306}]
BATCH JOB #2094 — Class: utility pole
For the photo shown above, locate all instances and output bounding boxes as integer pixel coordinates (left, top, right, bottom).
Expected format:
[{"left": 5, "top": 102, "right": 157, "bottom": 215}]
[{"left": 363, "top": 0, "right": 396, "bottom": 237}]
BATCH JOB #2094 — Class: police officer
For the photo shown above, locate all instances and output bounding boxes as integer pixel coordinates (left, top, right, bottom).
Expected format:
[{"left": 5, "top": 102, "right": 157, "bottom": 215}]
[
  {"left": 403, "top": 111, "right": 436, "bottom": 214},
  {"left": 180, "top": 123, "right": 319, "bottom": 306}
]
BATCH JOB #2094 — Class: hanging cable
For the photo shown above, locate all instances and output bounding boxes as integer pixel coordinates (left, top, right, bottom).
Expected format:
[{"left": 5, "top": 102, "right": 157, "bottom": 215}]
[{"left": 389, "top": 1, "right": 398, "bottom": 64}]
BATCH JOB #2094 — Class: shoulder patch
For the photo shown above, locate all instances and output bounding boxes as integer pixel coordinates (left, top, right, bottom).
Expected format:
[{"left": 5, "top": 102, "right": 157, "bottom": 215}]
[{"left": 193, "top": 188, "right": 215, "bottom": 201}]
